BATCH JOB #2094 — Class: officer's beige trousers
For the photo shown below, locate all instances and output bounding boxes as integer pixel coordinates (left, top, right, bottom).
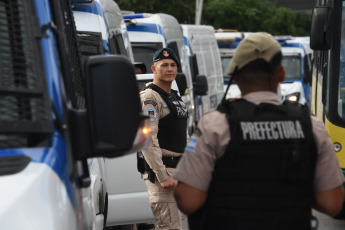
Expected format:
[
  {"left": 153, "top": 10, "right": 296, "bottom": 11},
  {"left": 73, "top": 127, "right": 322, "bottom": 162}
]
[{"left": 144, "top": 168, "right": 182, "bottom": 230}]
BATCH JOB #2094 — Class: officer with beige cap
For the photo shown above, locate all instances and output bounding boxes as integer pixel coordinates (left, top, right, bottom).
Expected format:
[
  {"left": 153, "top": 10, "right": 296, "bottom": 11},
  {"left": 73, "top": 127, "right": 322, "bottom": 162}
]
[{"left": 173, "top": 32, "right": 345, "bottom": 230}]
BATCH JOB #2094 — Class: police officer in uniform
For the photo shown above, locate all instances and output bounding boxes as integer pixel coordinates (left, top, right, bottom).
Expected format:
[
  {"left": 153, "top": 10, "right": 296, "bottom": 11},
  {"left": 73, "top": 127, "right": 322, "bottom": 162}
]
[
  {"left": 139, "top": 48, "right": 188, "bottom": 230},
  {"left": 173, "top": 32, "right": 345, "bottom": 229}
]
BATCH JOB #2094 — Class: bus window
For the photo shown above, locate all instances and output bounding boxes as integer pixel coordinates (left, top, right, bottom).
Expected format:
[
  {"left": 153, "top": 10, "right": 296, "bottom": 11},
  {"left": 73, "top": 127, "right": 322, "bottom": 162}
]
[{"left": 339, "top": 3, "right": 345, "bottom": 119}]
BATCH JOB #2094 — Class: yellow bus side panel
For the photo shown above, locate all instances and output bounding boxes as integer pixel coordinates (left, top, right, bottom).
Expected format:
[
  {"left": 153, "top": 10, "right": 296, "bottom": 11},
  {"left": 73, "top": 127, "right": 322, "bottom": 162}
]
[{"left": 325, "top": 119, "right": 345, "bottom": 169}]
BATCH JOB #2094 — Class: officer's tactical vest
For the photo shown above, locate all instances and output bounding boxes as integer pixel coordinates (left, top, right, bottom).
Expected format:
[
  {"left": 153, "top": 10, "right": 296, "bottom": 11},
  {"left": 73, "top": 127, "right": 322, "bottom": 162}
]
[
  {"left": 146, "top": 84, "right": 188, "bottom": 153},
  {"left": 200, "top": 99, "right": 317, "bottom": 230}
]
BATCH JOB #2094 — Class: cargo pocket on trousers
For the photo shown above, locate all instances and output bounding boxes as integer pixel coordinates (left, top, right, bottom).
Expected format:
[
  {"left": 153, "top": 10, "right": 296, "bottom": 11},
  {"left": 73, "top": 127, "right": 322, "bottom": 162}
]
[
  {"left": 152, "top": 203, "right": 174, "bottom": 224},
  {"left": 151, "top": 202, "right": 181, "bottom": 229},
  {"left": 167, "top": 202, "right": 180, "bottom": 225},
  {"left": 151, "top": 202, "right": 170, "bottom": 225}
]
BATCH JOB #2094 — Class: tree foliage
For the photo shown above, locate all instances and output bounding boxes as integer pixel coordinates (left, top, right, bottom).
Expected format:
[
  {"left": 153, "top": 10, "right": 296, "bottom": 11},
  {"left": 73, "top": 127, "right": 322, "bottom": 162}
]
[
  {"left": 116, "top": 0, "right": 195, "bottom": 24},
  {"left": 115, "top": 0, "right": 311, "bottom": 36},
  {"left": 203, "top": 0, "right": 311, "bottom": 36}
]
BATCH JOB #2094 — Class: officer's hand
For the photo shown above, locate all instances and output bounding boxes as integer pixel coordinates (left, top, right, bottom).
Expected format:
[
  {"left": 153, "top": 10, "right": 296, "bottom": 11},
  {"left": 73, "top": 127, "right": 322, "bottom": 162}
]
[{"left": 160, "top": 177, "right": 176, "bottom": 191}]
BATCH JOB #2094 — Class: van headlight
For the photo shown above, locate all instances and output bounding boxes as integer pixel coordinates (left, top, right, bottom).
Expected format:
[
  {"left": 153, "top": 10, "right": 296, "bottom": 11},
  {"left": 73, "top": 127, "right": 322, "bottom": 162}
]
[
  {"left": 131, "top": 118, "right": 151, "bottom": 152},
  {"left": 285, "top": 92, "right": 300, "bottom": 102}
]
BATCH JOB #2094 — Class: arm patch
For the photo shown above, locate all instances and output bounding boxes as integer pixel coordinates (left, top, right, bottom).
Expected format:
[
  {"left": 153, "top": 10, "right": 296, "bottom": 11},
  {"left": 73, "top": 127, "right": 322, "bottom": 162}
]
[
  {"left": 145, "top": 108, "right": 157, "bottom": 121},
  {"left": 185, "top": 136, "right": 198, "bottom": 152},
  {"left": 144, "top": 100, "right": 157, "bottom": 106}
]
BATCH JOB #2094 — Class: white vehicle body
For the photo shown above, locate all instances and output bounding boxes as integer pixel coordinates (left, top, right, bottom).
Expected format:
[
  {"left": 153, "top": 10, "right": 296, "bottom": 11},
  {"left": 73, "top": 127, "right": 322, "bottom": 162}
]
[
  {"left": 0, "top": 162, "right": 77, "bottom": 230},
  {"left": 105, "top": 154, "right": 153, "bottom": 226},
  {"left": 280, "top": 46, "right": 307, "bottom": 104},
  {"left": 219, "top": 47, "right": 241, "bottom": 99},
  {"left": 124, "top": 13, "right": 195, "bottom": 134},
  {"left": 73, "top": 0, "right": 134, "bottom": 60},
  {"left": 72, "top": 1, "right": 137, "bottom": 229},
  {"left": 215, "top": 31, "right": 246, "bottom": 99},
  {"left": 182, "top": 24, "right": 224, "bottom": 120}
]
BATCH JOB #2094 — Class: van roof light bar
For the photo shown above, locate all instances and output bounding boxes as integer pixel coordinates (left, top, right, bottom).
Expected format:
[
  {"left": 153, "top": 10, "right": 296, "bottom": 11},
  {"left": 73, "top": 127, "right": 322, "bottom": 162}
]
[
  {"left": 275, "top": 36, "right": 293, "bottom": 43},
  {"left": 123, "top": 13, "right": 153, "bottom": 20}
]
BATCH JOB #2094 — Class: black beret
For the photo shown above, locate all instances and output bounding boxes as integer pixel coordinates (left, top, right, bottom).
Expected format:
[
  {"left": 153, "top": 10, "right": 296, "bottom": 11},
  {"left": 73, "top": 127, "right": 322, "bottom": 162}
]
[{"left": 153, "top": 48, "right": 180, "bottom": 68}]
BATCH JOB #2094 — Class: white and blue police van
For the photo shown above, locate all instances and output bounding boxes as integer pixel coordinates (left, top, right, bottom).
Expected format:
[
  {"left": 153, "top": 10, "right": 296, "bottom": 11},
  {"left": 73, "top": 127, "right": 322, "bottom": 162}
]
[
  {"left": 216, "top": 32, "right": 307, "bottom": 104},
  {"left": 72, "top": 0, "right": 134, "bottom": 60},
  {"left": 72, "top": 1, "right": 141, "bottom": 228},
  {"left": 0, "top": 0, "right": 149, "bottom": 229},
  {"left": 277, "top": 37, "right": 312, "bottom": 106},
  {"left": 182, "top": 24, "right": 225, "bottom": 122},
  {"left": 215, "top": 31, "right": 251, "bottom": 99}
]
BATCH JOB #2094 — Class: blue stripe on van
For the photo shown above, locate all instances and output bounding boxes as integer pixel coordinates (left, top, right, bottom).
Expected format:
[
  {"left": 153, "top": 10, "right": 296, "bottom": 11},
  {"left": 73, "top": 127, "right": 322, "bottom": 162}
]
[
  {"left": 27, "top": 0, "right": 74, "bottom": 205},
  {"left": 72, "top": 0, "right": 102, "bottom": 16},
  {"left": 281, "top": 42, "right": 306, "bottom": 53},
  {"left": 183, "top": 36, "right": 192, "bottom": 51},
  {"left": 127, "top": 23, "right": 164, "bottom": 36},
  {"left": 72, "top": 1, "right": 110, "bottom": 55},
  {"left": 123, "top": 14, "right": 145, "bottom": 19}
]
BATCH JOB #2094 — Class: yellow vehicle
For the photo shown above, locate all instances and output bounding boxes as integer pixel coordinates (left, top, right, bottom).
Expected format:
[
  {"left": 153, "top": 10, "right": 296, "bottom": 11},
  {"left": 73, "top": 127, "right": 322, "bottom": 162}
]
[{"left": 310, "top": 0, "right": 345, "bottom": 218}]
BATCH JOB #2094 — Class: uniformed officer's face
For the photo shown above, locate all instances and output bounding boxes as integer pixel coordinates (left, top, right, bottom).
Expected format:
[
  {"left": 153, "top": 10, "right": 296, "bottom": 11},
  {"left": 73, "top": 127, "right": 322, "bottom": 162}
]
[{"left": 152, "top": 59, "right": 178, "bottom": 83}]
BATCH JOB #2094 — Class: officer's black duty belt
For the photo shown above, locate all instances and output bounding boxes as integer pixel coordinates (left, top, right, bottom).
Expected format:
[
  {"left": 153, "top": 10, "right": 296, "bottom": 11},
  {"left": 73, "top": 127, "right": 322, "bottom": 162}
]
[{"left": 162, "top": 156, "right": 181, "bottom": 168}]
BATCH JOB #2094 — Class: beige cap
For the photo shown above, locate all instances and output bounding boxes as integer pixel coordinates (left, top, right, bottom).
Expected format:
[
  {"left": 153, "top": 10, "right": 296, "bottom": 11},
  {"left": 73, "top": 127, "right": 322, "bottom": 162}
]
[{"left": 228, "top": 32, "right": 281, "bottom": 75}]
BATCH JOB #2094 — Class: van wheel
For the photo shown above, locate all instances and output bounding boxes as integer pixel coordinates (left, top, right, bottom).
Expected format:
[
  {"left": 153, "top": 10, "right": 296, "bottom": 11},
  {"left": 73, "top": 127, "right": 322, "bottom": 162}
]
[{"left": 103, "top": 193, "right": 108, "bottom": 229}]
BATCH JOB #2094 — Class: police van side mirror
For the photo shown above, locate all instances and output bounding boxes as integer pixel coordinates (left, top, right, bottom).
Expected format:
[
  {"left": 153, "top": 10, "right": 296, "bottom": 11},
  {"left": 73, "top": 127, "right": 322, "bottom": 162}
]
[
  {"left": 310, "top": 7, "right": 333, "bottom": 50},
  {"left": 69, "top": 55, "right": 149, "bottom": 160},
  {"left": 190, "top": 54, "right": 199, "bottom": 81},
  {"left": 168, "top": 41, "right": 182, "bottom": 73},
  {"left": 194, "top": 75, "right": 208, "bottom": 95},
  {"left": 175, "top": 73, "right": 188, "bottom": 96}
]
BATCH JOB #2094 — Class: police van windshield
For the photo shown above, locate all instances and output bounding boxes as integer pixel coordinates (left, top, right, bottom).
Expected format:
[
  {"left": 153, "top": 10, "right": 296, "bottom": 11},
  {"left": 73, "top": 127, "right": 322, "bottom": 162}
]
[
  {"left": 221, "top": 56, "right": 232, "bottom": 84},
  {"left": 132, "top": 43, "right": 163, "bottom": 74},
  {"left": 282, "top": 56, "right": 301, "bottom": 81}
]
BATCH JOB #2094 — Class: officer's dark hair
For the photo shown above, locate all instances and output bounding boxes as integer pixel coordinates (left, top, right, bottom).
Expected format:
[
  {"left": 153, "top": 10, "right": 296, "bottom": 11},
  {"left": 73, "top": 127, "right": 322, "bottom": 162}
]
[{"left": 236, "top": 51, "right": 283, "bottom": 76}]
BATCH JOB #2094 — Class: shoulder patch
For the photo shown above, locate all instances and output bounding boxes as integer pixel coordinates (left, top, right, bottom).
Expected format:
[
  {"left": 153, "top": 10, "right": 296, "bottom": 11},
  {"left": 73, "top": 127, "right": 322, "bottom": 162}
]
[
  {"left": 144, "top": 100, "right": 157, "bottom": 106},
  {"left": 185, "top": 136, "right": 198, "bottom": 152},
  {"left": 145, "top": 108, "right": 157, "bottom": 122}
]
